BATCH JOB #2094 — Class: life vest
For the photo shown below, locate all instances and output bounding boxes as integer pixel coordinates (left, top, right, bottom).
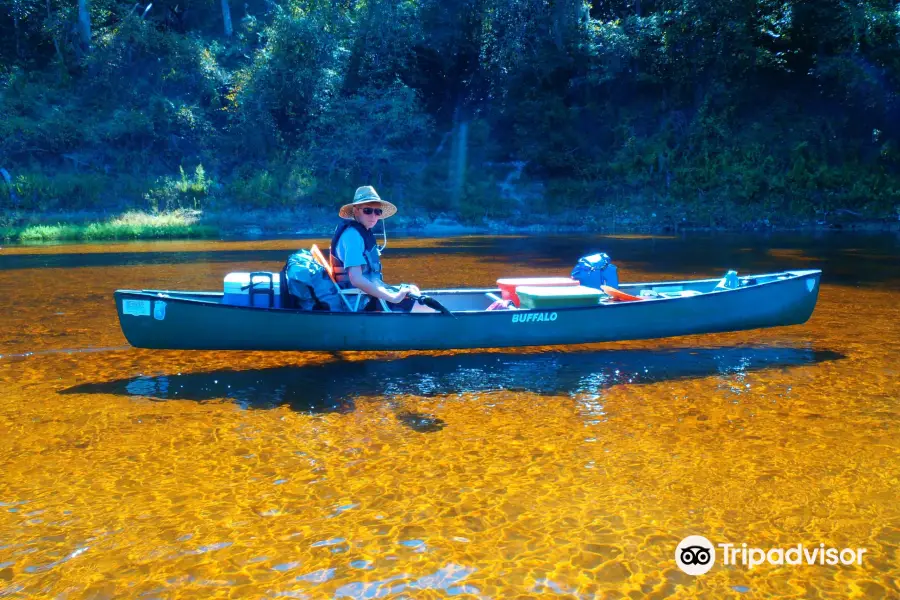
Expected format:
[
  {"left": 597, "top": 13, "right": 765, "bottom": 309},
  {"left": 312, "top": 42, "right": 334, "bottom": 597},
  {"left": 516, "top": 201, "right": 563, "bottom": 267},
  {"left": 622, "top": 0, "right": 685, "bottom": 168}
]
[{"left": 330, "top": 220, "right": 383, "bottom": 289}]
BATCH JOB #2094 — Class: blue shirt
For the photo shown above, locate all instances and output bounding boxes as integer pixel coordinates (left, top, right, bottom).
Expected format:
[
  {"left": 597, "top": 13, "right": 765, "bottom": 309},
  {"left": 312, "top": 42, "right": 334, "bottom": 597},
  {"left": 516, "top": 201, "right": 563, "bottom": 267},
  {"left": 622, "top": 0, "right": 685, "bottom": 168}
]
[
  {"left": 335, "top": 227, "right": 366, "bottom": 268},
  {"left": 334, "top": 227, "right": 381, "bottom": 282}
]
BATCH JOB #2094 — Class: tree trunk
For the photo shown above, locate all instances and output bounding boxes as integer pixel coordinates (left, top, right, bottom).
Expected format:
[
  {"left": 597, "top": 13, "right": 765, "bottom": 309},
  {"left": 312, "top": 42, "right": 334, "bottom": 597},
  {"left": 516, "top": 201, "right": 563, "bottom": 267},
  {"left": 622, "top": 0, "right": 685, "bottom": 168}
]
[
  {"left": 553, "top": 0, "right": 588, "bottom": 50},
  {"left": 77, "top": 0, "right": 91, "bottom": 50},
  {"left": 13, "top": 12, "right": 21, "bottom": 59},
  {"left": 221, "top": 0, "right": 233, "bottom": 37},
  {"left": 1, "top": 168, "right": 18, "bottom": 210},
  {"left": 342, "top": 3, "right": 373, "bottom": 95},
  {"left": 46, "top": 0, "right": 64, "bottom": 63},
  {"left": 449, "top": 119, "right": 468, "bottom": 211},
  {"left": 552, "top": 0, "right": 574, "bottom": 51}
]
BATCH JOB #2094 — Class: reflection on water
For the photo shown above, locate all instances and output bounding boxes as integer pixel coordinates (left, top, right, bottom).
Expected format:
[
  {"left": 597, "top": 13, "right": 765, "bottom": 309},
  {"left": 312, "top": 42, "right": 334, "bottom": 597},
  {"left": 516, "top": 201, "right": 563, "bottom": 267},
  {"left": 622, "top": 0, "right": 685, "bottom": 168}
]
[
  {"left": 61, "top": 347, "right": 843, "bottom": 412},
  {"left": 1, "top": 234, "right": 898, "bottom": 598},
  {"left": 2, "top": 232, "right": 899, "bottom": 287}
]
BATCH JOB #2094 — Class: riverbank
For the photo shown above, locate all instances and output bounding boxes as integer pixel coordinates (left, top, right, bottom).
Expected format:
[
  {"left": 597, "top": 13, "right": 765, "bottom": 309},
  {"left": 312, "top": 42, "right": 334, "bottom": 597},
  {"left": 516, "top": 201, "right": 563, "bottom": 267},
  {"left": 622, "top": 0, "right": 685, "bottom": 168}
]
[
  {"left": 2, "top": 204, "right": 899, "bottom": 243},
  {"left": 1, "top": 210, "right": 216, "bottom": 242}
]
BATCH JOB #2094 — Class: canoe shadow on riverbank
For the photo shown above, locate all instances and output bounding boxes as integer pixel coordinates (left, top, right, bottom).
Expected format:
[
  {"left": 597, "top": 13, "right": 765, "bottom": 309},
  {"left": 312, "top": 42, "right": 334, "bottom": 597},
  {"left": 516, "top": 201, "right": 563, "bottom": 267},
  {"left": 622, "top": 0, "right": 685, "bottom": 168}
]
[{"left": 60, "top": 346, "right": 843, "bottom": 432}]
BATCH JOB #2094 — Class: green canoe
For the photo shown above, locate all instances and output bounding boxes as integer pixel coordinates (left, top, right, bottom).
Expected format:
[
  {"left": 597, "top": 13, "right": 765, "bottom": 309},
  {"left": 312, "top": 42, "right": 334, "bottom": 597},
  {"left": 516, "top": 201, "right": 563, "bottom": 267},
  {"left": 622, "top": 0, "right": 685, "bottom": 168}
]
[{"left": 113, "top": 269, "right": 821, "bottom": 351}]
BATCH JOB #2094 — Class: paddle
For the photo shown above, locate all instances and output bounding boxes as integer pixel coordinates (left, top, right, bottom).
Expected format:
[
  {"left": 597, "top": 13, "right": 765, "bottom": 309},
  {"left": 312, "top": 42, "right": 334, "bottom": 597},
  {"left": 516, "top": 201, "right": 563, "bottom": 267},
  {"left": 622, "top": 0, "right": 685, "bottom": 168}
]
[{"left": 408, "top": 293, "right": 455, "bottom": 317}]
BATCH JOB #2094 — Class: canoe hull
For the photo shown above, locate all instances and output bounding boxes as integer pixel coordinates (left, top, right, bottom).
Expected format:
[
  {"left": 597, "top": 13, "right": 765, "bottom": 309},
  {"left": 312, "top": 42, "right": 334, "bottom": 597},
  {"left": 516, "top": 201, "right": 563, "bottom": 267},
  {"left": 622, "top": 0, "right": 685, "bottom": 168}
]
[
  {"left": 114, "top": 270, "right": 821, "bottom": 351},
  {"left": 115, "top": 271, "right": 821, "bottom": 351}
]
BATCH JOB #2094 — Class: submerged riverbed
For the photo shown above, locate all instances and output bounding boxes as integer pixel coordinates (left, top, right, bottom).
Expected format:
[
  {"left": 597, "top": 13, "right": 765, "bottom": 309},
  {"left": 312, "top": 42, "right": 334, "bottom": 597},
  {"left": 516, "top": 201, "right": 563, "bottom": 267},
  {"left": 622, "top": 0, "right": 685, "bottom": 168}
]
[{"left": 0, "top": 233, "right": 898, "bottom": 598}]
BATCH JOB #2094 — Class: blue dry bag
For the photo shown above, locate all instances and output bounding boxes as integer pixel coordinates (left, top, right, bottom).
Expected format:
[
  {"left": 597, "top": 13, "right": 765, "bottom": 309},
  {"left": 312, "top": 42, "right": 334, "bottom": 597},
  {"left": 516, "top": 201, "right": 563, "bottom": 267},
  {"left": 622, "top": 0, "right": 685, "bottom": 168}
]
[{"left": 571, "top": 252, "right": 619, "bottom": 289}]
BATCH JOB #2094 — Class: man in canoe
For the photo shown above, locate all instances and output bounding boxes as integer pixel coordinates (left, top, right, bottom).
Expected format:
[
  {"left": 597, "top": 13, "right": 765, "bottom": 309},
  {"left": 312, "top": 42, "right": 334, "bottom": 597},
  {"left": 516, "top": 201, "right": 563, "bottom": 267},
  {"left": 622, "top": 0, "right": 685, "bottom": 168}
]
[{"left": 330, "top": 186, "right": 431, "bottom": 312}]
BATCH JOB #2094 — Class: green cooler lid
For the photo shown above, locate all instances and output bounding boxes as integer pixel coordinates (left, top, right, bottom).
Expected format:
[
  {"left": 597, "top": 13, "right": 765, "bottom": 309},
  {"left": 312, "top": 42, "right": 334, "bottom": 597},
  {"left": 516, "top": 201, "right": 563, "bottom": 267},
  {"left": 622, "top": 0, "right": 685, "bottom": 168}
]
[{"left": 516, "top": 285, "right": 603, "bottom": 299}]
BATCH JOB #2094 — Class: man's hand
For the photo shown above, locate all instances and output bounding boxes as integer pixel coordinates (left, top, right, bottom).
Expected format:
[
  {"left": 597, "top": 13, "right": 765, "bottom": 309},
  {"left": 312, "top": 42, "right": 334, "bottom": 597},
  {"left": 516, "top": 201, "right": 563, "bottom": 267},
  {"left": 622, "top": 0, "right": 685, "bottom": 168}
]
[{"left": 389, "top": 284, "right": 410, "bottom": 304}]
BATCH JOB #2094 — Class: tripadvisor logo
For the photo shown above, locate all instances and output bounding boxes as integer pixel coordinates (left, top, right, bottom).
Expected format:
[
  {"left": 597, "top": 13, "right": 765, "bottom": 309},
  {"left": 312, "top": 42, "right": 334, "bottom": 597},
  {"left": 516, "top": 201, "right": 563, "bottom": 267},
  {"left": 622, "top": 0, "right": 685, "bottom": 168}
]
[
  {"left": 675, "top": 535, "right": 867, "bottom": 575},
  {"left": 676, "top": 536, "right": 715, "bottom": 575}
]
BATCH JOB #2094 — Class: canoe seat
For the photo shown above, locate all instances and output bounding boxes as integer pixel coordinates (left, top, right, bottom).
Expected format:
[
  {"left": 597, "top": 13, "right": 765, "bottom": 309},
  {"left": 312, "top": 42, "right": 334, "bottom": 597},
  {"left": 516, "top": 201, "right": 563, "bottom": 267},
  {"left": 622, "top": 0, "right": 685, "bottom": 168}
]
[
  {"left": 484, "top": 292, "right": 515, "bottom": 311},
  {"left": 310, "top": 244, "right": 389, "bottom": 312}
]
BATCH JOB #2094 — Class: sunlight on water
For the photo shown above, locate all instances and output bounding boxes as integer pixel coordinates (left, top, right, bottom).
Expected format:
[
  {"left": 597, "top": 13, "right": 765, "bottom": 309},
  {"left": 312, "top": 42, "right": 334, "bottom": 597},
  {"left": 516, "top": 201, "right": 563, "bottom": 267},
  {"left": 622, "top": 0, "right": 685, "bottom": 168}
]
[{"left": 0, "top": 233, "right": 898, "bottom": 598}]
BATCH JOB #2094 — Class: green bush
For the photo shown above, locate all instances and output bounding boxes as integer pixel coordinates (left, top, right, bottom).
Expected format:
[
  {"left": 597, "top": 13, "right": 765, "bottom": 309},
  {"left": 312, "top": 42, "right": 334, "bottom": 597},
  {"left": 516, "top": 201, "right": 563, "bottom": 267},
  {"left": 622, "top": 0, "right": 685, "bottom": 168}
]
[
  {"left": 229, "top": 161, "right": 319, "bottom": 208},
  {"left": 145, "top": 165, "right": 213, "bottom": 212},
  {"left": 19, "top": 224, "right": 83, "bottom": 241},
  {"left": 5, "top": 171, "right": 108, "bottom": 211}
]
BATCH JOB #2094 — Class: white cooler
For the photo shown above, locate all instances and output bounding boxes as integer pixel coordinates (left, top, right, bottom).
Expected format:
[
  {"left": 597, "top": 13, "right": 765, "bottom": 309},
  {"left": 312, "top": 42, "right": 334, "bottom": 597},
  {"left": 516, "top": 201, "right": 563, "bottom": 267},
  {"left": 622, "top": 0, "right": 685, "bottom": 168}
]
[{"left": 223, "top": 272, "right": 282, "bottom": 308}]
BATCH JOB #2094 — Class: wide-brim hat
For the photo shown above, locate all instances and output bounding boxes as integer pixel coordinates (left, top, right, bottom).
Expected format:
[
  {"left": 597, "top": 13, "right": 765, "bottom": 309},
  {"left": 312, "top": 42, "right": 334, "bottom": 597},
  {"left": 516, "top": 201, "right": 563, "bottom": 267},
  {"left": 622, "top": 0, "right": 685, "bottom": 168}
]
[{"left": 339, "top": 186, "right": 398, "bottom": 220}]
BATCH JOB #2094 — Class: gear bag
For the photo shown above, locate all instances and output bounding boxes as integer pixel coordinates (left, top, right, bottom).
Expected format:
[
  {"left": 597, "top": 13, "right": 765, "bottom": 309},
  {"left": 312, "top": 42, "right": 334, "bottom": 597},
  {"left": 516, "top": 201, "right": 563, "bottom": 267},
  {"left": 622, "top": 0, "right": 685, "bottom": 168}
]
[
  {"left": 282, "top": 249, "right": 345, "bottom": 311},
  {"left": 571, "top": 252, "right": 619, "bottom": 289}
]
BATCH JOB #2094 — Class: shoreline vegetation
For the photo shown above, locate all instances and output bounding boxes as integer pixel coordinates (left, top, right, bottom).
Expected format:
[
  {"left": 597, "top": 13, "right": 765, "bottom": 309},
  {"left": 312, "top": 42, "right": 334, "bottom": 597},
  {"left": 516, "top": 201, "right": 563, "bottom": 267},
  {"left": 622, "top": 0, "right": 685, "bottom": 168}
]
[
  {"left": 4, "top": 1, "right": 900, "bottom": 242},
  {"left": 1, "top": 210, "right": 216, "bottom": 242},
  {"left": 2, "top": 205, "right": 898, "bottom": 244}
]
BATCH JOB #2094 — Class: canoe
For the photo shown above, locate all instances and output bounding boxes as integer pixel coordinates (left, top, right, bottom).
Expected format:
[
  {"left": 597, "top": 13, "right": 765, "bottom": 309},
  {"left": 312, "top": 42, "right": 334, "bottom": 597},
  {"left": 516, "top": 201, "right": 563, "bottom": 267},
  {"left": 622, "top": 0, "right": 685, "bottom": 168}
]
[{"left": 113, "top": 269, "right": 821, "bottom": 351}]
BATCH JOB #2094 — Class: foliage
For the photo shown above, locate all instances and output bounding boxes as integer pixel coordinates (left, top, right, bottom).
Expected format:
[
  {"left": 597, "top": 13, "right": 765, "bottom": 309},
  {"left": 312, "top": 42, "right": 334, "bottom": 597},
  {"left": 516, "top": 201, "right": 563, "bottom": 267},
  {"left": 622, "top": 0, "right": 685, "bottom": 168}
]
[
  {"left": 1, "top": 0, "right": 900, "bottom": 227},
  {"left": 18, "top": 224, "right": 84, "bottom": 242},
  {"left": 144, "top": 164, "right": 213, "bottom": 211},
  {"left": 3, "top": 170, "right": 109, "bottom": 211},
  {"left": 7, "top": 210, "right": 216, "bottom": 241},
  {"left": 229, "top": 160, "right": 318, "bottom": 207}
]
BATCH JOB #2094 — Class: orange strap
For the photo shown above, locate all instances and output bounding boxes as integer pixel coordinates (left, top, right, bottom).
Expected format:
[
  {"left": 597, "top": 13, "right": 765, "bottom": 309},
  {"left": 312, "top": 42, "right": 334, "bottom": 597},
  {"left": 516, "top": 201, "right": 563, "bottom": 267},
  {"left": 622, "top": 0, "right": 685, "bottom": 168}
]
[{"left": 310, "top": 244, "right": 337, "bottom": 285}]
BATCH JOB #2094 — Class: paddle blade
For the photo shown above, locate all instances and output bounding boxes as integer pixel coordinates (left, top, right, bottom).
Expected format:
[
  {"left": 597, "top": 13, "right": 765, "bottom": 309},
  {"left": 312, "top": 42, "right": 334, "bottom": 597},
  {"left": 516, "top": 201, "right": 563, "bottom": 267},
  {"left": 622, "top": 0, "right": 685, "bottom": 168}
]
[{"left": 600, "top": 285, "right": 644, "bottom": 302}]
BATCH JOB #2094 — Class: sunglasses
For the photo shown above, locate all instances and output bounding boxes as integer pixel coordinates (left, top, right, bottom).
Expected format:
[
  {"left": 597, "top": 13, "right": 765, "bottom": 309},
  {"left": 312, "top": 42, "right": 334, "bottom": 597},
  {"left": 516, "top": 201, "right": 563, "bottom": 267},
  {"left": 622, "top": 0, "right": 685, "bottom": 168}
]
[{"left": 359, "top": 207, "right": 383, "bottom": 216}]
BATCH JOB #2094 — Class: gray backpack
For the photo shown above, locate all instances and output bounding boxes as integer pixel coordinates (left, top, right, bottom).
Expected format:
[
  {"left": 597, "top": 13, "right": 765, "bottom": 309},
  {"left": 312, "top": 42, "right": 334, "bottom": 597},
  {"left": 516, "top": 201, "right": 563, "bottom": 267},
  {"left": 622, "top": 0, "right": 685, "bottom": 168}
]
[{"left": 283, "top": 250, "right": 344, "bottom": 311}]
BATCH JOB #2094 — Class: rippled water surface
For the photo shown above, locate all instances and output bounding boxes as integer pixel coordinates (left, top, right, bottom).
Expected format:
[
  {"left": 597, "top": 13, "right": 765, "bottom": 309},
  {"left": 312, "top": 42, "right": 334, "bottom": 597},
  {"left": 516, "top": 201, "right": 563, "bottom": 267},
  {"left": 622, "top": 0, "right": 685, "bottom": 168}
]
[{"left": 1, "top": 233, "right": 898, "bottom": 598}]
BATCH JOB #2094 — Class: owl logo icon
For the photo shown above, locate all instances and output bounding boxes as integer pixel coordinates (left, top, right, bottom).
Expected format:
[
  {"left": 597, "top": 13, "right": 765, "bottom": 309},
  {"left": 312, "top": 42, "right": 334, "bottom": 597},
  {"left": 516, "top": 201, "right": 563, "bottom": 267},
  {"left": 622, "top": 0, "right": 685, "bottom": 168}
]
[{"left": 675, "top": 535, "right": 716, "bottom": 575}]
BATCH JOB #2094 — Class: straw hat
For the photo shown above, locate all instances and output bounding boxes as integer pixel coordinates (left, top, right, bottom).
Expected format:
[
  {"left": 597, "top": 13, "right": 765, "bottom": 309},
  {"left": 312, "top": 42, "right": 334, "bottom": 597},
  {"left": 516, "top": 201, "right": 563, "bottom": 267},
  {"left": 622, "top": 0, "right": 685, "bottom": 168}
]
[{"left": 338, "top": 186, "right": 398, "bottom": 220}]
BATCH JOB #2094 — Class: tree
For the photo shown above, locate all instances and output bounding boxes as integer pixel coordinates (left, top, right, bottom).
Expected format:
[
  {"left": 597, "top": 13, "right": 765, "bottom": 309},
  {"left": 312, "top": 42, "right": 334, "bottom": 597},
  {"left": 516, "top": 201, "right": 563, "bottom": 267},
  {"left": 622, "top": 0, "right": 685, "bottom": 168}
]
[
  {"left": 77, "top": 0, "right": 90, "bottom": 50},
  {"left": 221, "top": 0, "right": 233, "bottom": 36}
]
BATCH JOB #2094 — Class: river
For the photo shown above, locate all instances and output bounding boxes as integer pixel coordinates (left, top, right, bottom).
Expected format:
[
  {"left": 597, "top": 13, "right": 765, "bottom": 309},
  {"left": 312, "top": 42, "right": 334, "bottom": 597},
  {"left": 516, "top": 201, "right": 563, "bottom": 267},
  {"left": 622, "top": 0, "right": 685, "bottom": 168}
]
[{"left": 0, "top": 233, "right": 898, "bottom": 598}]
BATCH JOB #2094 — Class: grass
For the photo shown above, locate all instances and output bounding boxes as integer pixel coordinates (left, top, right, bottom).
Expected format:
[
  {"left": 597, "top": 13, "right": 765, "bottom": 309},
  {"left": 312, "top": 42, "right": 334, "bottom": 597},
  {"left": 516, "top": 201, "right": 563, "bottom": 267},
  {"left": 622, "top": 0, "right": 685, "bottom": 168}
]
[
  {"left": 18, "top": 224, "right": 84, "bottom": 242},
  {"left": 4, "top": 210, "right": 219, "bottom": 243},
  {"left": 82, "top": 210, "right": 217, "bottom": 240}
]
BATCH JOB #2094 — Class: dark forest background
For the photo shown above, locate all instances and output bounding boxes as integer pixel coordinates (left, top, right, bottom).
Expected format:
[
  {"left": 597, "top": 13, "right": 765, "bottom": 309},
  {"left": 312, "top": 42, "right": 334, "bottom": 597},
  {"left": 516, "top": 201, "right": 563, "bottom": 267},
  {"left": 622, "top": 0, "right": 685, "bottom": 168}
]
[{"left": 2, "top": 0, "right": 900, "bottom": 228}]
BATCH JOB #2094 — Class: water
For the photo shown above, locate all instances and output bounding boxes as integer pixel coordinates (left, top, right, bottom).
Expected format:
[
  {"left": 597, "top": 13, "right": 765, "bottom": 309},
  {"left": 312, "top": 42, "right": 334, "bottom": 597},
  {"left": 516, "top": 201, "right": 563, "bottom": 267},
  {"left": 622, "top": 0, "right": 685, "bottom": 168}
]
[{"left": 0, "top": 233, "right": 898, "bottom": 598}]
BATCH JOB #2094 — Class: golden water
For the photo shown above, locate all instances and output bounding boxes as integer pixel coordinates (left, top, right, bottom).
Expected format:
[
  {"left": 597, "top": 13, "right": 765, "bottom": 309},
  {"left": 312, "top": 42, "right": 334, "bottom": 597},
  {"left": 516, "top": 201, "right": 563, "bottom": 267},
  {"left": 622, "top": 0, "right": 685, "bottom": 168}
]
[{"left": 0, "top": 234, "right": 898, "bottom": 599}]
